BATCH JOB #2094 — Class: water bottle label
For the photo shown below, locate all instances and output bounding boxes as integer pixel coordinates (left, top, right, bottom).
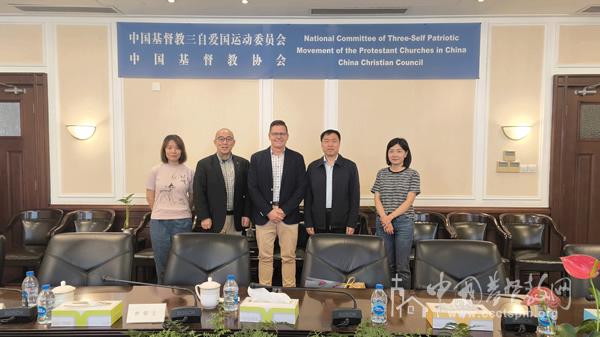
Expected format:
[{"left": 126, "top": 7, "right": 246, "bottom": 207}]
[
  {"left": 372, "top": 304, "right": 385, "bottom": 316},
  {"left": 234, "top": 291, "right": 239, "bottom": 305},
  {"left": 22, "top": 291, "right": 28, "bottom": 302},
  {"left": 38, "top": 306, "right": 47, "bottom": 317},
  {"left": 537, "top": 309, "right": 557, "bottom": 327}
]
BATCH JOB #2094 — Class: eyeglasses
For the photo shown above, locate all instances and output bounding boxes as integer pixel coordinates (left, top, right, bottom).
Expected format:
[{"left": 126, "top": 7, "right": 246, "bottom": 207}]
[
  {"left": 270, "top": 132, "right": 288, "bottom": 137},
  {"left": 216, "top": 137, "right": 234, "bottom": 143}
]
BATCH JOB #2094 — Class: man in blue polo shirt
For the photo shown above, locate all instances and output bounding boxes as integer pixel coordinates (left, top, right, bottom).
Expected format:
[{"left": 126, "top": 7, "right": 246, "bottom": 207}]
[{"left": 304, "top": 129, "right": 360, "bottom": 235}]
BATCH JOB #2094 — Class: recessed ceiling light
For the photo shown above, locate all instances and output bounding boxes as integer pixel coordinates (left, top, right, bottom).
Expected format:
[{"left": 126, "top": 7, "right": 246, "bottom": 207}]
[
  {"left": 477, "top": 0, "right": 485, "bottom": 2},
  {"left": 168, "top": 0, "right": 175, "bottom": 3},
  {"left": 242, "top": 0, "right": 248, "bottom": 4}
]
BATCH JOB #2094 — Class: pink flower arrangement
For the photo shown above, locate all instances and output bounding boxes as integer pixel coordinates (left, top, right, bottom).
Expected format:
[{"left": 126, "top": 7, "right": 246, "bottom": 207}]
[
  {"left": 561, "top": 254, "right": 600, "bottom": 333},
  {"left": 523, "top": 286, "right": 560, "bottom": 334},
  {"left": 524, "top": 286, "right": 561, "bottom": 309}
]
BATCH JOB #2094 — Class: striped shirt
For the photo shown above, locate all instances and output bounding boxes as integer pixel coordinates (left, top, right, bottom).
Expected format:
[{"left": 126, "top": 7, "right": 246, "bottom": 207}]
[
  {"left": 371, "top": 167, "right": 421, "bottom": 220},
  {"left": 219, "top": 156, "right": 235, "bottom": 211}
]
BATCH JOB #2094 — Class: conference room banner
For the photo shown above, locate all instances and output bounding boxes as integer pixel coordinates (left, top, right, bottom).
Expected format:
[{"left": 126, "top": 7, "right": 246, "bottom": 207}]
[{"left": 117, "top": 22, "right": 480, "bottom": 79}]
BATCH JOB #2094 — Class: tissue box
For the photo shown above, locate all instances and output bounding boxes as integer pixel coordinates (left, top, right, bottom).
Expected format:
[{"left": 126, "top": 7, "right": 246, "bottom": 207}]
[
  {"left": 239, "top": 297, "right": 299, "bottom": 324},
  {"left": 426, "top": 301, "right": 494, "bottom": 331},
  {"left": 584, "top": 309, "right": 599, "bottom": 321},
  {"left": 52, "top": 300, "right": 123, "bottom": 327}
]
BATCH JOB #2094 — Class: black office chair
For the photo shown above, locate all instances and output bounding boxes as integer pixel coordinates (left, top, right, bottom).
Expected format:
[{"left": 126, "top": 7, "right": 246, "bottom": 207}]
[
  {"left": 447, "top": 212, "right": 511, "bottom": 273},
  {"left": 408, "top": 212, "right": 453, "bottom": 269},
  {"left": 447, "top": 212, "right": 507, "bottom": 242},
  {"left": 355, "top": 212, "right": 371, "bottom": 235},
  {"left": 2, "top": 209, "right": 64, "bottom": 272},
  {"left": 416, "top": 211, "right": 455, "bottom": 238},
  {"left": 300, "top": 234, "right": 390, "bottom": 288},
  {"left": 413, "top": 239, "right": 507, "bottom": 293},
  {"left": 413, "top": 212, "right": 453, "bottom": 248},
  {"left": 132, "top": 212, "right": 155, "bottom": 282},
  {"left": 562, "top": 244, "right": 600, "bottom": 299},
  {"left": 51, "top": 209, "right": 115, "bottom": 235},
  {"left": 38, "top": 232, "right": 134, "bottom": 286},
  {"left": 500, "top": 213, "right": 566, "bottom": 283},
  {"left": 163, "top": 233, "right": 250, "bottom": 286}
]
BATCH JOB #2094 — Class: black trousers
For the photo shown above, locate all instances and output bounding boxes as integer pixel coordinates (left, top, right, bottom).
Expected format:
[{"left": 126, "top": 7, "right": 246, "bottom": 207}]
[{"left": 314, "top": 209, "right": 346, "bottom": 234}]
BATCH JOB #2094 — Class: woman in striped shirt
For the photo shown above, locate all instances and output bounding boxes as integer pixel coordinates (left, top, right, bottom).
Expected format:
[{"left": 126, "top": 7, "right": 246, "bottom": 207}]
[{"left": 371, "top": 138, "right": 420, "bottom": 289}]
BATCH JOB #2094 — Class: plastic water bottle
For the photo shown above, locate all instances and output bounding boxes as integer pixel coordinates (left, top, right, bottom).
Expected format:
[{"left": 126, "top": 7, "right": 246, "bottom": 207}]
[
  {"left": 223, "top": 274, "right": 239, "bottom": 312},
  {"left": 37, "top": 284, "right": 55, "bottom": 324},
  {"left": 21, "top": 271, "right": 39, "bottom": 307},
  {"left": 371, "top": 283, "right": 387, "bottom": 324}
]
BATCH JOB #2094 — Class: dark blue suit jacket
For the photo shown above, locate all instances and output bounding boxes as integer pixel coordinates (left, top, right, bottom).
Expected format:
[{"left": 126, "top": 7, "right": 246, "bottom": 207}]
[
  {"left": 193, "top": 154, "right": 251, "bottom": 233},
  {"left": 247, "top": 147, "right": 306, "bottom": 226},
  {"left": 304, "top": 154, "right": 360, "bottom": 230}
]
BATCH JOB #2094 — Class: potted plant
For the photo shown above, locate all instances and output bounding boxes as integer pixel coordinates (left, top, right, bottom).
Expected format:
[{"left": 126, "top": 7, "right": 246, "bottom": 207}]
[
  {"left": 557, "top": 254, "right": 600, "bottom": 337},
  {"left": 118, "top": 193, "right": 134, "bottom": 232},
  {"left": 129, "top": 320, "right": 195, "bottom": 337},
  {"left": 129, "top": 307, "right": 277, "bottom": 337},
  {"left": 442, "top": 322, "right": 472, "bottom": 337}
]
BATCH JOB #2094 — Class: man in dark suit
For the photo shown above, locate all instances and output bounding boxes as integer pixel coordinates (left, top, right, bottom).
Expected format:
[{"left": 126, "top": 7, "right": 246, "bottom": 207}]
[
  {"left": 194, "top": 128, "right": 251, "bottom": 234},
  {"left": 305, "top": 129, "right": 360, "bottom": 235},
  {"left": 248, "top": 120, "right": 306, "bottom": 287}
]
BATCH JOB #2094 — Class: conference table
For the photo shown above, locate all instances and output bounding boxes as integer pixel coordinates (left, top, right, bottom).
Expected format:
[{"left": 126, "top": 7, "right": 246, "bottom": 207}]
[{"left": 0, "top": 286, "right": 594, "bottom": 336}]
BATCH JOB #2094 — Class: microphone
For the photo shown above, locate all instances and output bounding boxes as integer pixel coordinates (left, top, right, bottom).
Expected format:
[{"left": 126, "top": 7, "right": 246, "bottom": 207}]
[
  {"left": 0, "top": 288, "right": 37, "bottom": 324},
  {"left": 102, "top": 276, "right": 201, "bottom": 323},
  {"left": 248, "top": 283, "right": 362, "bottom": 328}
]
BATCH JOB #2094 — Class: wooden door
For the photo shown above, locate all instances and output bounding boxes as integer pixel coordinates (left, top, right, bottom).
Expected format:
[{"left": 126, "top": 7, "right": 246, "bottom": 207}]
[
  {"left": 551, "top": 75, "right": 600, "bottom": 244},
  {"left": 0, "top": 73, "right": 50, "bottom": 231}
]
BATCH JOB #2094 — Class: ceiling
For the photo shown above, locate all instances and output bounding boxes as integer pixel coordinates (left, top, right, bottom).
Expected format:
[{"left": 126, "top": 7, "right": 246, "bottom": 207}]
[{"left": 0, "top": 0, "right": 598, "bottom": 18}]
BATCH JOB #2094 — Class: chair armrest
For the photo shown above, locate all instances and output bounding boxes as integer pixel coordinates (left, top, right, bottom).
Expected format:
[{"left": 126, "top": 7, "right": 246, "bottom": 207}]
[
  {"left": 50, "top": 211, "right": 76, "bottom": 236},
  {"left": 356, "top": 212, "right": 371, "bottom": 235},
  {"left": 489, "top": 216, "right": 510, "bottom": 239},
  {"left": 545, "top": 216, "right": 567, "bottom": 252},
  {"left": 132, "top": 212, "right": 151, "bottom": 237},
  {"left": 1, "top": 212, "right": 21, "bottom": 236},
  {"left": 106, "top": 209, "right": 116, "bottom": 232},
  {"left": 101, "top": 223, "right": 113, "bottom": 232},
  {"left": 442, "top": 218, "right": 458, "bottom": 239},
  {"left": 548, "top": 219, "right": 567, "bottom": 245},
  {"left": 98, "top": 209, "right": 116, "bottom": 232},
  {"left": 487, "top": 214, "right": 512, "bottom": 258}
]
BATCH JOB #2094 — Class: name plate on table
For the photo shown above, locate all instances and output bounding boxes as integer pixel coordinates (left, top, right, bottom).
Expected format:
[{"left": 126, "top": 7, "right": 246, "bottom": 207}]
[{"left": 126, "top": 303, "right": 166, "bottom": 323}]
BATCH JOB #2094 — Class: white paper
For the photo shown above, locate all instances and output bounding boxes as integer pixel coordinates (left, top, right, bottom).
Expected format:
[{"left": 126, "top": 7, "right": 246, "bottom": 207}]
[
  {"left": 247, "top": 287, "right": 292, "bottom": 303},
  {"left": 126, "top": 303, "right": 166, "bottom": 323}
]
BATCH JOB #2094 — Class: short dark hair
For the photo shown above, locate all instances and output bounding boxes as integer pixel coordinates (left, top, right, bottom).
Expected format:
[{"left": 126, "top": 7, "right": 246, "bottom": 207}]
[
  {"left": 386, "top": 138, "right": 412, "bottom": 167},
  {"left": 269, "top": 120, "right": 288, "bottom": 133},
  {"left": 320, "top": 129, "right": 341, "bottom": 141},
  {"left": 160, "top": 134, "right": 187, "bottom": 164}
]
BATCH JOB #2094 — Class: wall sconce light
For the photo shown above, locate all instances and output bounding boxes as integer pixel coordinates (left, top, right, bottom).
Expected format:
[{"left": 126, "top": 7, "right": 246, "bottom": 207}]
[
  {"left": 501, "top": 125, "right": 531, "bottom": 141},
  {"left": 66, "top": 124, "right": 96, "bottom": 140}
]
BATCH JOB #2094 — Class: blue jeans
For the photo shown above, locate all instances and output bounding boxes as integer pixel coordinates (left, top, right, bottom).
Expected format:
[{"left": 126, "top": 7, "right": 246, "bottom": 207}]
[
  {"left": 150, "top": 218, "right": 192, "bottom": 284},
  {"left": 375, "top": 215, "right": 414, "bottom": 289}
]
